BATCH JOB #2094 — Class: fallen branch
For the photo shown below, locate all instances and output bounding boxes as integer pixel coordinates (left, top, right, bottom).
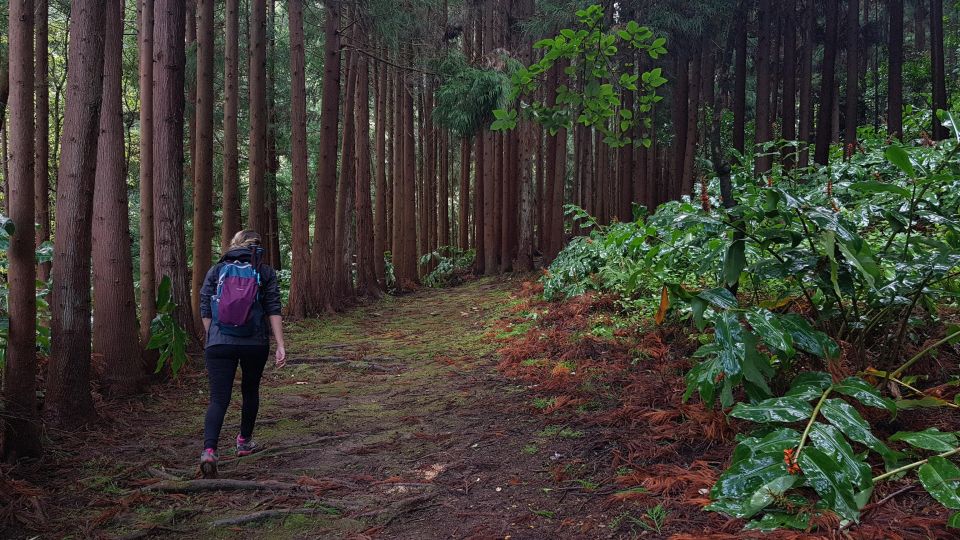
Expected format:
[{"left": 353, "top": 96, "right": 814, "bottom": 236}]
[
  {"left": 218, "top": 434, "right": 348, "bottom": 467},
  {"left": 146, "top": 467, "right": 183, "bottom": 482},
  {"left": 209, "top": 506, "right": 344, "bottom": 527},
  {"left": 142, "top": 479, "right": 308, "bottom": 493},
  {"left": 354, "top": 492, "right": 438, "bottom": 526}
]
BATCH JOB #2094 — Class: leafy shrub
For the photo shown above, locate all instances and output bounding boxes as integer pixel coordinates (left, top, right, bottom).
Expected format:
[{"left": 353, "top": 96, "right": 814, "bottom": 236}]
[
  {"left": 0, "top": 216, "right": 53, "bottom": 370},
  {"left": 147, "top": 276, "right": 189, "bottom": 377},
  {"left": 419, "top": 246, "right": 475, "bottom": 288}
]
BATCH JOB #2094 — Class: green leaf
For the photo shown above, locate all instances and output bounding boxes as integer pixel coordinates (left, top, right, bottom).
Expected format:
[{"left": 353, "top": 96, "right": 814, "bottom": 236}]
[
  {"left": 889, "top": 429, "right": 959, "bottom": 453},
  {"left": 779, "top": 314, "right": 840, "bottom": 359},
  {"left": 833, "top": 377, "right": 896, "bottom": 414},
  {"left": 713, "top": 311, "right": 743, "bottom": 377},
  {"left": 691, "top": 297, "right": 707, "bottom": 331},
  {"left": 743, "top": 512, "right": 812, "bottom": 532},
  {"left": 895, "top": 396, "right": 953, "bottom": 409},
  {"left": 885, "top": 145, "right": 916, "bottom": 177},
  {"left": 729, "top": 397, "right": 813, "bottom": 424},
  {"left": 797, "top": 447, "right": 861, "bottom": 522},
  {"left": 949, "top": 512, "right": 960, "bottom": 529},
  {"left": 156, "top": 276, "right": 173, "bottom": 311},
  {"left": 807, "top": 423, "right": 874, "bottom": 490},
  {"left": 745, "top": 309, "right": 795, "bottom": 358},
  {"left": 697, "top": 287, "right": 739, "bottom": 310},
  {"left": 918, "top": 457, "right": 960, "bottom": 510},
  {"left": 723, "top": 239, "right": 746, "bottom": 288},
  {"left": 785, "top": 372, "right": 833, "bottom": 401},
  {"left": 820, "top": 399, "right": 897, "bottom": 461},
  {"left": 708, "top": 453, "right": 789, "bottom": 515},
  {"left": 743, "top": 475, "right": 798, "bottom": 518}
]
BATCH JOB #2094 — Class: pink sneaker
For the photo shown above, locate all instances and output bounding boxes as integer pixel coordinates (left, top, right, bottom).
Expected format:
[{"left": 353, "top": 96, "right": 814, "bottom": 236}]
[
  {"left": 199, "top": 448, "right": 218, "bottom": 478},
  {"left": 236, "top": 434, "right": 258, "bottom": 457}
]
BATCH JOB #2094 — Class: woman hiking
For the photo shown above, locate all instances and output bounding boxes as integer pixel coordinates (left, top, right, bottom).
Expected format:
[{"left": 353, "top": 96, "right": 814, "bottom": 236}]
[{"left": 198, "top": 230, "right": 287, "bottom": 478}]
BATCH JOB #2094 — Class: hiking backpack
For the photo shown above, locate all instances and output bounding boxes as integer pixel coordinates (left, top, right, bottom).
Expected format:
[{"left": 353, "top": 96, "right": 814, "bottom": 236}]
[{"left": 211, "top": 249, "right": 265, "bottom": 337}]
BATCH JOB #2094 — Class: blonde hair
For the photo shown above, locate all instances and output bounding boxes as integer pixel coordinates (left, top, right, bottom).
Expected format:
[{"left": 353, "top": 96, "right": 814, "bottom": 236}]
[{"left": 229, "top": 230, "right": 262, "bottom": 250}]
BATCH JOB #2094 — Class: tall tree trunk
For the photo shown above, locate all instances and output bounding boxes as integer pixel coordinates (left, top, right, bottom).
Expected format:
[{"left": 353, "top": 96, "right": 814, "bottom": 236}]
[
  {"left": 247, "top": 0, "right": 268, "bottom": 233},
  {"left": 138, "top": 0, "right": 156, "bottom": 343},
  {"left": 185, "top": 0, "right": 196, "bottom": 194},
  {"left": 755, "top": 0, "right": 773, "bottom": 174},
  {"left": 682, "top": 51, "right": 701, "bottom": 195},
  {"left": 374, "top": 61, "right": 388, "bottom": 283},
  {"left": 34, "top": 0, "right": 50, "bottom": 283},
  {"left": 310, "top": 0, "right": 341, "bottom": 313},
  {"left": 542, "top": 63, "right": 557, "bottom": 259},
  {"left": 48, "top": 0, "right": 106, "bottom": 428},
  {"left": 782, "top": 2, "right": 797, "bottom": 148},
  {"left": 930, "top": 0, "right": 948, "bottom": 140},
  {"left": 845, "top": 0, "right": 860, "bottom": 147},
  {"left": 458, "top": 137, "right": 470, "bottom": 250},
  {"left": 798, "top": 0, "right": 814, "bottom": 167},
  {"left": 221, "top": 0, "right": 241, "bottom": 250},
  {"left": 815, "top": 0, "right": 840, "bottom": 165},
  {"left": 670, "top": 55, "right": 689, "bottom": 196},
  {"left": 354, "top": 54, "right": 380, "bottom": 298},
  {"left": 287, "top": 0, "right": 310, "bottom": 318},
  {"left": 399, "top": 62, "right": 419, "bottom": 287},
  {"left": 392, "top": 62, "right": 403, "bottom": 265},
  {"left": 152, "top": 0, "right": 194, "bottom": 341},
  {"left": 335, "top": 51, "right": 357, "bottom": 299},
  {"left": 439, "top": 129, "right": 450, "bottom": 248},
  {"left": 94, "top": 0, "right": 144, "bottom": 398},
  {"left": 915, "top": 0, "right": 926, "bottom": 52},
  {"left": 191, "top": 0, "right": 214, "bottom": 335},
  {"left": 888, "top": 0, "right": 904, "bottom": 138},
  {"left": 550, "top": 109, "right": 567, "bottom": 261},
  {"left": 4, "top": 0, "right": 42, "bottom": 459}
]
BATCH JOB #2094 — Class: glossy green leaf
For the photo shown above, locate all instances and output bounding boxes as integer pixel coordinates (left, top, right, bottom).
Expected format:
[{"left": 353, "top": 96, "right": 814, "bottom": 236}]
[
  {"left": 741, "top": 330, "right": 773, "bottom": 398},
  {"left": 730, "top": 397, "right": 813, "bottom": 424},
  {"left": 833, "top": 377, "right": 896, "bottom": 414},
  {"left": 949, "top": 512, "right": 960, "bottom": 529},
  {"left": 779, "top": 314, "right": 840, "bottom": 359},
  {"left": 156, "top": 275, "right": 173, "bottom": 311},
  {"left": 745, "top": 309, "right": 795, "bottom": 357},
  {"left": 885, "top": 145, "right": 916, "bottom": 177},
  {"left": 797, "top": 447, "right": 860, "bottom": 522},
  {"left": 785, "top": 372, "right": 833, "bottom": 401},
  {"left": 713, "top": 312, "right": 743, "bottom": 377},
  {"left": 744, "top": 475, "right": 799, "bottom": 518},
  {"left": 709, "top": 453, "right": 788, "bottom": 507},
  {"left": 849, "top": 181, "right": 911, "bottom": 198},
  {"left": 731, "top": 428, "right": 801, "bottom": 465},
  {"left": 743, "top": 512, "right": 812, "bottom": 532},
  {"left": 918, "top": 457, "right": 960, "bottom": 510},
  {"left": 890, "top": 429, "right": 959, "bottom": 453},
  {"left": 807, "top": 423, "right": 873, "bottom": 490},
  {"left": 697, "top": 287, "right": 739, "bottom": 309},
  {"left": 820, "top": 399, "right": 897, "bottom": 460},
  {"left": 723, "top": 239, "right": 746, "bottom": 288}
]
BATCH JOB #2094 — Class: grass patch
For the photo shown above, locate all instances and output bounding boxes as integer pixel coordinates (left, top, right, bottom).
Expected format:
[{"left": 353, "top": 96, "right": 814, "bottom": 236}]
[{"left": 537, "top": 425, "right": 584, "bottom": 439}]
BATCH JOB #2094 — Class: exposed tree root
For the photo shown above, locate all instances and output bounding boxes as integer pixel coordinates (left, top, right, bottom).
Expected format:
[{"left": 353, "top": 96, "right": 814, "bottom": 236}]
[
  {"left": 143, "top": 479, "right": 308, "bottom": 493},
  {"left": 354, "top": 492, "right": 439, "bottom": 526},
  {"left": 209, "top": 506, "right": 346, "bottom": 527},
  {"left": 217, "top": 434, "right": 348, "bottom": 467}
]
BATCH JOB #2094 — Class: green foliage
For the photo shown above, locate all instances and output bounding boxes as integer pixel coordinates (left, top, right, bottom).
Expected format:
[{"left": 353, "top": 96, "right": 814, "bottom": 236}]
[
  {"left": 418, "top": 246, "right": 476, "bottom": 288},
  {"left": 493, "top": 4, "right": 668, "bottom": 148},
  {"left": 0, "top": 216, "right": 53, "bottom": 371},
  {"left": 147, "top": 276, "right": 189, "bottom": 377},
  {"left": 432, "top": 50, "right": 513, "bottom": 138}
]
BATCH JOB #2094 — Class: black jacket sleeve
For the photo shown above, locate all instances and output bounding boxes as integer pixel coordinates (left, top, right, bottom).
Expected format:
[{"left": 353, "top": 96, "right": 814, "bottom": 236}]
[
  {"left": 199, "top": 264, "right": 219, "bottom": 319},
  {"left": 261, "top": 266, "right": 283, "bottom": 316}
]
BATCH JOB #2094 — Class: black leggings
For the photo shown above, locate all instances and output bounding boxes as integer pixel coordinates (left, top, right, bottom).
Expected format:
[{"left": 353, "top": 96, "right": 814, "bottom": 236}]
[{"left": 203, "top": 344, "right": 269, "bottom": 450}]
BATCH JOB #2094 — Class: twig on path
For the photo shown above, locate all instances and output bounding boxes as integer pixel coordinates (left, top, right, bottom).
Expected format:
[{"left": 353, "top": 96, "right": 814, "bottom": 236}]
[
  {"left": 142, "top": 478, "right": 309, "bottom": 493},
  {"left": 209, "top": 506, "right": 345, "bottom": 527}
]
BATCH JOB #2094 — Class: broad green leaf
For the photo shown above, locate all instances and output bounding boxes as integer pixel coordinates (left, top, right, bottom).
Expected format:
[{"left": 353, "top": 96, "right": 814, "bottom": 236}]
[
  {"left": 834, "top": 377, "right": 896, "bottom": 414},
  {"left": 691, "top": 297, "right": 707, "bottom": 331},
  {"left": 896, "top": 396, "right": 953, "bottom": 409},
  {"left": 731, "top": 428, "right": 801, "bottom": 465},
  {"left": 849, "top": 181, "right": 911, "bottom": 198},
  {"left": 697, "top": 287, "right": 739, "bottom": 309},
  {"left": 156, "top": 275, "right": 173, "bottom": 311},
  {"left": 807, "top": 423, "right": 873, "bottom": 490},
  {"left": 885, "top": 145, "right": 916, "bottom": 177},
  {"left": 743, "top": 475, "right": 798, "bottom": 518},
  {"left": 918, "top": 457, "right": 960, "bottom": 510},
  {"left": 785, "top": 372, "right": 833, "bottom": 401},
  {"left": 741, "top": 330, "right": 773, "bottom": 398},
  {"left": 745, "top": 309, "right": 795, "bottom": 358},
  {"left": 820, "top": 399, "right": 897, "bottom": 461},
  {"left": 683, "top": 357, "right": 721, "bottom": 405},
  {"left": 723, "top": 239, "right": 746, "bottom": 288},
  {"left": 730, "top": 397, "right": 813, "bottom": 424},
  {"left": 950, "top": 512, "right": 960, "bottom": 529},
  {"left": 709, "top": 453, "right": 788, "bottom": 504},
  {"left": 797, "top": 447, "right": 861, "bottom": 522},
  {"left": 743, "top": 511, "right": 812, "bottom": 532},
  {"left": 713, "top": 312, "right": 743, "bottom": 377},
  {"left": 779, "top": 314, "right": 840, "bottom": 359},
  {"left": 890, "top": 429, "right": 959, "bottom": 453}
]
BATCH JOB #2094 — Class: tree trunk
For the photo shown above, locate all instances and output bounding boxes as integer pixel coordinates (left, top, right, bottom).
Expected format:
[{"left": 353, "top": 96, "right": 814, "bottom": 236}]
[
  {"left": 458, "top": 137, "right": 470, "bottom": 250},
  {"left": 93, "top": 0, "right": 144, "bottom": 398},
  {"left": 888, "top": 0, "right": 904, "bottom": 138},
  {"left": 335, "top": 51, "right": 357, "bottom": 299},
  {"left": 354, "top": 54, "right": 380, "bottom": 298},
  {"left": 755, "top": 0, "right": 773, "bottom": 174},
  {"left": 798, "top": 0, "right": 814, "bottom": 167},
  {"left": 221, "top": 0, "right": 241, "bottom": 250},
  {"left": 399, "top": 61, "right": 419, "bottom": 287},
  {"left": 682, "top": 51, "right": 701, "bottom": 195},
  {"left": 34, "top": 0, "right": 50, "bottom": 283},
  {"left": 48, "top": 0, "right": 106, "bottom": 428},
  {"left": 138, "top": 0, "right": 156, "bottom": 344},
  {"left": 670, "top": 55, "right": 689, "bottom": 196},
  {"left": 782, "top": 2, "right": 797, "bottom": 147},
  {"left": 152, "top": 0, "right": 194, "bottom": 340},
  {"left": 185, "top": 0, "right": 196, "bottom": 196},
  {"left": 930, "top": 0, "right": 947, "bottom": 140},
  {"left": 542, "top": 63, "right": 557, "bottom": 258},
  {"left": 311, "top": 0, "right": 341, "bottom": 313},
  {"left": 247, "top": 0, "right": 268, "bottom": 233},
  {"left": 374, "top": 61, "right": 387, "bottom": 283},
  {"left": 287, "top": 0, "right": 310, "bottom": 318},
  {"left": 815, "top": 0, "right": 840, "bottom": 165},
  {"left": 4, "top": 0, "right": 42, "bottom": 459},
  {"left": 845, "top": 0, "right": 860, "bottom": 147},
  {"left": 190, "top": 0, "right": 214, "bottom": 335},
  {"left": 439, "top": 129, "right": 450, "bottom": 248}
]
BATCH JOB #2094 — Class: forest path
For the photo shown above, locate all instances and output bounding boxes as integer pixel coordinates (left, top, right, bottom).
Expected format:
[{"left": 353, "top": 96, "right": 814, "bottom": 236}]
[{"left": 66, "top": 276, "right": 612, "bottom": 539}]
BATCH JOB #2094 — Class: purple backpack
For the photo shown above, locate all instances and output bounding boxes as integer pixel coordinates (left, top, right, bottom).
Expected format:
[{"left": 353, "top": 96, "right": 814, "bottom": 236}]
[{"left": 211, "top": 252, "right": 264, "bottom": 337}]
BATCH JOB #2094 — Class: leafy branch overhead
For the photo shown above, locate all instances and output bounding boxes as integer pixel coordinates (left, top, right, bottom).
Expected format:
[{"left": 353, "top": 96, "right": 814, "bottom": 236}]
[{"left": 492, "top": 4, "right": 668, "bottom": 148}]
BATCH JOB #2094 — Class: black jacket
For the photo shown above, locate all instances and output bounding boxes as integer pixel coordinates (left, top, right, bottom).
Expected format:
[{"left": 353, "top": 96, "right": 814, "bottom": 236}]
[{"left": 200, "top": 247, "right": 282, "bottom": 348}]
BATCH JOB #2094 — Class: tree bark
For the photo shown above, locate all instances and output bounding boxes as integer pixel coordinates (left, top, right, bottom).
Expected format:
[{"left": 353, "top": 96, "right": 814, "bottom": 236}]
[
  {"left": 929, "top": 0, "right": 947, "bottom": 140},
  {"left": 335, "top": 51, "right": 357, "bottom": 299},
  {"left": 34, "top": 0, "right": 50, "bottom": 283},
  {"left": 191, "top": 0, "right": 214, "bottom": 335},
  {"left": 152, "top": 0, "right": 194, "bottom": 340},
  {"left": 682, "top": 50, "right": 701, "bottom": 195},
  {"left": 798, "top": 0, "right": 814, "bottom": 167},
  {"left": 374, "top": 61, "right": 388, "bottom": 283},
  {"left": 221, "top": 0, "right": 241, "bottom": 250},
  {"left": 287, "top": 0, "right": 310, "bottom": 318},
  {"left": 888, "top": 0, "right": 904, "bottom": 138},
  {"left": 845, "top": 0, "right": 860, "bottom": 148},
  {"left": 755, "top": 0, "right": 773, "bottom": 174},
  {"left": 458, "top": 137, "right": 470, "bottom": 251},
  {"left": 670, "top": 55, "right": 689, "bottom": 196},
  {"left": 4, "top": 0, "right": 42, "bottom": 459},
  {"left": 782, "top": 2, "right": 797, "bottom": 148},
  {"left": 138, "top": 0, "right": 156, "bottom": 344},
  {"left": 815, "top": 0, "right": 840, "bottom": 165},
  {"left": 354, "top": 54, "right": 380, "bottom": 298},
  {"left": 398, "top": 59, "right": 419, "bottom": 287},
  {"left": 48, "top": 0, "right": 106, "bottom": 428},
  {"left": 311, "top": 0, "right": 341, "bottom": 313},
  {"left": 94, "top": 0, "right": 145, "bottom": 398},
  {"left": 439, "top": 129, "right": 450, "bottom": 248},
  {"left": 247, "top": 0, "right": 268, "bottom": 233}
]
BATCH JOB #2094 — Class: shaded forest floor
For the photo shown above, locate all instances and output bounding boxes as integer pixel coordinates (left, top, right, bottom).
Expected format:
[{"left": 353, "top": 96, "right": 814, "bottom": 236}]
[{"left": 2, "top": 277, "right": 955, "bottom": 539}]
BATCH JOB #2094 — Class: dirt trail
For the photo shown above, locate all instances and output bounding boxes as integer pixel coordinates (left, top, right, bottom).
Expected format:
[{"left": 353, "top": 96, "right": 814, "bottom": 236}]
[{"left": 12, "top": 277, "right": 625, "bottom": 539}]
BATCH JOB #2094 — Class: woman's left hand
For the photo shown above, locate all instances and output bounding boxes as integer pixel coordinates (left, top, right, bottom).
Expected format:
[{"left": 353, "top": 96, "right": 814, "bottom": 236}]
[{"left": 275, "top": 345, "right": 287, "bottom": 368}]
